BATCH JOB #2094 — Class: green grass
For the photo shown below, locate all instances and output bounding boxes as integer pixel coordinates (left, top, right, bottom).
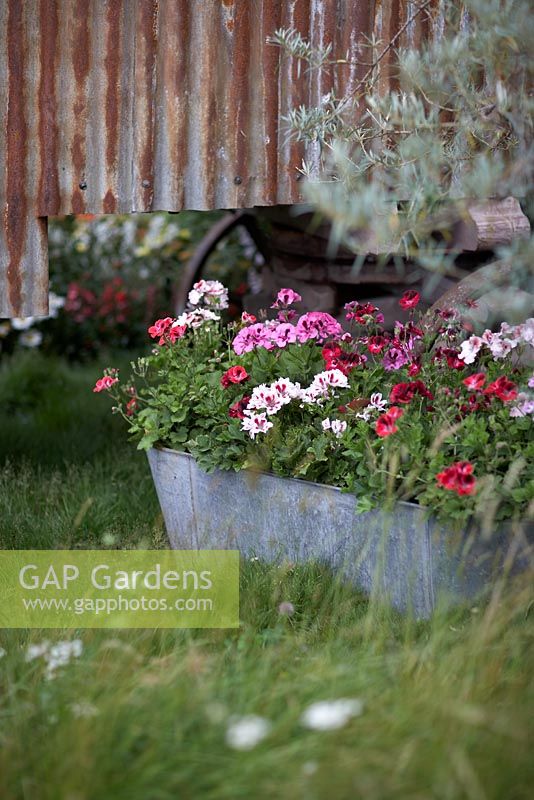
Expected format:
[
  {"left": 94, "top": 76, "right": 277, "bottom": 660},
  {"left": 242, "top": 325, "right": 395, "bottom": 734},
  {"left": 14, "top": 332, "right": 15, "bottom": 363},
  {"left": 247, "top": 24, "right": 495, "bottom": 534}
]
[
  {"left": 0, "top": 352, "right": 163, "bottom": 550},
  {"left": 0, "top": 353, "right": 532, "bottom": 799}
]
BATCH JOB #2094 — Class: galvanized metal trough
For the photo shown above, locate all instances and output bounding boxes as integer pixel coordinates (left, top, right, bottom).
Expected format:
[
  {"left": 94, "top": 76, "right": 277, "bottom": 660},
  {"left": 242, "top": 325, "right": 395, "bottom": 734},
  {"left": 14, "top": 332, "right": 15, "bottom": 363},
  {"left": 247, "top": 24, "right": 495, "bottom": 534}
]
[{"left": 147, "top": 447, "right": 532, "bottom": 618}]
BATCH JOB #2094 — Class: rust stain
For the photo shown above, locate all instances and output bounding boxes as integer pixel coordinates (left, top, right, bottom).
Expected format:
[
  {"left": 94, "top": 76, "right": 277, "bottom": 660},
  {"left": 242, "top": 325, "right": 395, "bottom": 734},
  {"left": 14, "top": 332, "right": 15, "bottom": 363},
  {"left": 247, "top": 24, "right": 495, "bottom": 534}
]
[
  {"left": 72, "top": 0, "right": 90, "bottom": 85},
  {"left": 38, "top": 0, "right": 60, "bottom": 216},
  {"left": 261, "top": 0, "right": 282, "bottom": 203},
  {"left": 230, "top": 1, "right": 251, "bottom": 201},
  {"left": 5, "top": 0, "right": 28, "bottom": 314},
  {"left": 71, "top": 188, "right": 85, "bottom": 214},
  {"left": 70, "top": 0, "right": 91, "bottom": 212},
  {"left": 104, "top": 0, "right": 122, "bottom": 213},
  {"left": 103, "top": 188, "right": 116, "bottom": 214},
  {"left": 138, "top": 0, "right": 159, "bottom": 210}
]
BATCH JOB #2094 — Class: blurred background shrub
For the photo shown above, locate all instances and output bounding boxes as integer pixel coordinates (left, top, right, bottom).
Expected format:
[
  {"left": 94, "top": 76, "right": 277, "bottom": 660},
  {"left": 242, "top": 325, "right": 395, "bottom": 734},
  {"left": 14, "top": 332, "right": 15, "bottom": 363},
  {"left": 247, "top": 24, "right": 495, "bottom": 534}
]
[{"left": 0, "top": 212, "right": 257, "bottom": 361}]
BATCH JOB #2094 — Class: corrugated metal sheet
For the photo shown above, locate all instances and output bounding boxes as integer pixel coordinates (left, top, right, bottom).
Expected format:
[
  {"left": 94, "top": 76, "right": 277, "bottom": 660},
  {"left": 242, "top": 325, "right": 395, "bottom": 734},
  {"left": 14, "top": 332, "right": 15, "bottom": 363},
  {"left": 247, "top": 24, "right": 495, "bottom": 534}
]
[{"left": 1, "top": 0, "right": 442, "bottom": 317}]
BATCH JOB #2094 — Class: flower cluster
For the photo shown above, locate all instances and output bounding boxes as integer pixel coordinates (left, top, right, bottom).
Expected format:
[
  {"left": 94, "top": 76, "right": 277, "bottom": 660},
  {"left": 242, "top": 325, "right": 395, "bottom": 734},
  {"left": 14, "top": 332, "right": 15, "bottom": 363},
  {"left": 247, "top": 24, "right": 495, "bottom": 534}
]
[
  {"left": 239, "top": 370, "right": 349, "bottom": 439},
  {"left": 188, "top": 280, "right": 229, "bottom": 309},
  {"left": 97, "top": 282, "right": 534, "bottom": 525},
  {"left": 148, "top": 308, "right": 219, "bottom": 345},
  {"left": 93, "top": 368, "right": 119, "bottom": 393},
  {"left": 232, "top": 311, "right": 343, "bottom": 355},
  {"left": 459, "top": 319, "right": 534, "bottom": 364}
]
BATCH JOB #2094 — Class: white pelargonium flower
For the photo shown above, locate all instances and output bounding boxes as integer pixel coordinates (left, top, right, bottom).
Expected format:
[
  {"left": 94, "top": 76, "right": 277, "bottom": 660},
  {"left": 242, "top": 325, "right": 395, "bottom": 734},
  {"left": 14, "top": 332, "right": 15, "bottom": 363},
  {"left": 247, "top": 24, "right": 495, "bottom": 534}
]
[
  {"left": 188, "top": 279, "right": 229, "bottom": 310},
  {"left": 330, "top": 420, "right": 347, "bottom": 438},
  {"left": 188, "top": 288, "right": 203, "bottom": 306},
  {"left": 271, "top": 379, "right": 301, "bottom": 400},
  {"left": 175, "top": 309, "right": 220, "bottom": 329},
  {"left": 225, "top": 715, "right": 271, "bottom": 750},
  {"left": 369, "top": 392, "right": 388, "bottom": 411},
  {"left": 488, "top": 337, "right": 514, "bottom": 359},
  {"left": 458, "top": 336, "right": 483, "bottom": 365},
  {"left": 241, "top": 412, "right": 273, "bottom": 439},
  {"left": 300, "top": 698, "right": 364, "bottom": 731},
  {"left": 312, "top": 369, "right": 349, "bottom": 391}
]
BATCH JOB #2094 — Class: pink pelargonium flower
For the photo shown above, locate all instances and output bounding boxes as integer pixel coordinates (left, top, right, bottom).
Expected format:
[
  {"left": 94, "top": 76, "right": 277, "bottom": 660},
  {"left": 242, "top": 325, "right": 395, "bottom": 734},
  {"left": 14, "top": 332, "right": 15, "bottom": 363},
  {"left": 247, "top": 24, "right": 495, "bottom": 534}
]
[
  {"left": 271, "top": 323, "right": 298, "bottom": 348},
  {"left": 232, "top": 323, "right": 269, "bottom": 355},
  {"left": 271, "top": 288, "right": 302, "bottom": 308},
  {"left": 295, "top": 312, "right": 343, "bottom": 344},
  {"left": 93, "top": 375, "right": 119, "bottom": 393}
]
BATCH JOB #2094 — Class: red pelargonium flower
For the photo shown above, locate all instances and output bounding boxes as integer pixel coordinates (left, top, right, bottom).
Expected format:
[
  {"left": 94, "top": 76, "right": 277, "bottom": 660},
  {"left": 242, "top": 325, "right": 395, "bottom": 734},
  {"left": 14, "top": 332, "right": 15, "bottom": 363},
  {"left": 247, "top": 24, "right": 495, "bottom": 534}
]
[
  {"left": 241, "top": 312, "right": 257, "bottom": 324},
  {"left": 167, "top": 324, "right": 187, "bottom": 343},
  {"left": 93, "top": 375, "right": 119, "bottom": 393},
  {"left": 148, "top": 317, "right": 174, "bottom": 339},
  {"left": 345, "top": 301, "right": 384, "bottom": 325},
  {"left": 126, "top": 397, "right": 138, "bottom": 416},
  {"left": 437, "top": 347, "right": 464, "bottom": 370},
  {"left": 390, "top": 380, "right": 433, "bottom": 404},
  {"left": 228, "top": 395, "right": 251, "bottom": 419},
  {"left": 436, "top": 461, "right": 476, "bottom": 496},
  {"left": 484, "top": 376, "right": 518, "bottom": 403},
  {"left": 376, "top": 406, "right": 404, "bottom": 437},
  {"left": 221, "top": 365, "right": 249, "bottom": 388},
  {"left": 323, "top": 344, "right": 366, "bottom": 375},
  {"left": 367, "top": 335, "right": 387, "bottom": 355},
  {"left": 408, "top": 360, "right": 422, "bottom": 377},
  {"left": 463, "top": 373, "right": 486, "bottom": 391},
  {"left": 399, "top": 290, "right": 420, "bottom": 310},
  {"left": 322, "top": 344, "right": 342, "bottom": 362}
]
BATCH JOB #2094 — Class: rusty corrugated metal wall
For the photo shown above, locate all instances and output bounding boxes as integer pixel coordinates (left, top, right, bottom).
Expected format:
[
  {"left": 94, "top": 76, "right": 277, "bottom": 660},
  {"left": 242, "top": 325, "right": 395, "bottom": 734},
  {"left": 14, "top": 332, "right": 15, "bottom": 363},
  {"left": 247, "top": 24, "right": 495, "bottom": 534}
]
[{"left": 0, "top": 0, "right": 441, "bottom": 317}]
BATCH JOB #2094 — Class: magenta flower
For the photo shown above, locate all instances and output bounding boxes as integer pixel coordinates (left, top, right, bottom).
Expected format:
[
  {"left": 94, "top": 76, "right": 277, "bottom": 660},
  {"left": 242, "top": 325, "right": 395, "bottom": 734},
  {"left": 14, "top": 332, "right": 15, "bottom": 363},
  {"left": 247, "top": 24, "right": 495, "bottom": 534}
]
[
  {"left": 295, "top": 312, "right": 343, "bottom": 344},
  {"left": 271, "top": 288, "right": 302, "bottom": 308},
  {"left": 232, "top": 323, "right": 269, "bottom": 355},
  {"left": 382, "top": 347, "right": 410, "bottom": 371},
  {"left": 271, "top": 323, "right": 298, "bottom": 348}
]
